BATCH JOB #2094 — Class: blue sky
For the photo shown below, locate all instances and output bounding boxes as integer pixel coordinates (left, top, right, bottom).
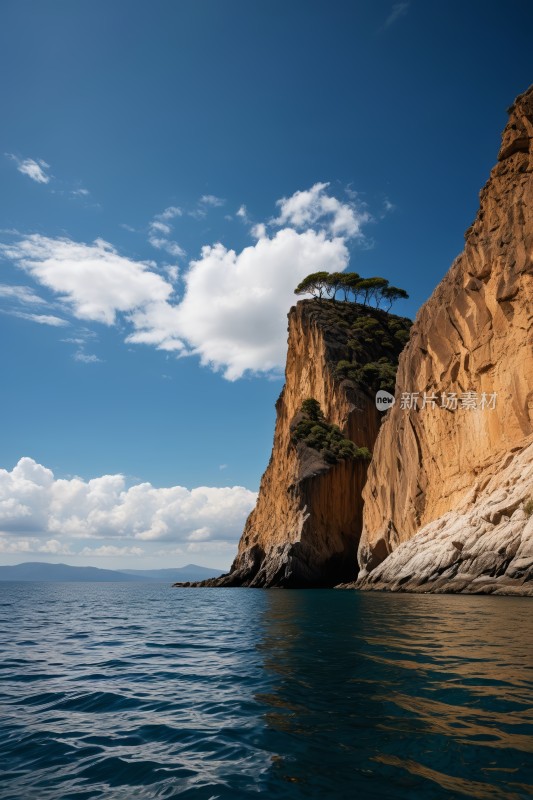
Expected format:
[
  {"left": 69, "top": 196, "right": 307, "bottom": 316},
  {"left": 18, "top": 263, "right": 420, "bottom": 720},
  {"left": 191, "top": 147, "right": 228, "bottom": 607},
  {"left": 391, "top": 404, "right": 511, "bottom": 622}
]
[{"left": 0, "top": 0, "right": 531, "bottom": 569}]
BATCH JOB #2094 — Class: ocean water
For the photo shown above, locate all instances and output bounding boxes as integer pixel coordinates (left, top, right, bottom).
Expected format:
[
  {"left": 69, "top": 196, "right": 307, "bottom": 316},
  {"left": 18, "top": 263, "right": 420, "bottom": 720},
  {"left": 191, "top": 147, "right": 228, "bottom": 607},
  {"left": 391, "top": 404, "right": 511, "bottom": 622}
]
[{"left": 0, "top": 584, "right": 531, "bottom": 800}]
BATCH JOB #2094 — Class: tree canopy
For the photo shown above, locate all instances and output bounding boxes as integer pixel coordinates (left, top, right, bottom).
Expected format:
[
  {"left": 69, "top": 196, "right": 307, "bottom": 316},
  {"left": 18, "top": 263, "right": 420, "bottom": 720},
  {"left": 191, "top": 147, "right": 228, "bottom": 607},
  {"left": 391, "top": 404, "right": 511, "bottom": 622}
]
[{"left": 294, "top": 270, "right": 408, "bottom": 311}]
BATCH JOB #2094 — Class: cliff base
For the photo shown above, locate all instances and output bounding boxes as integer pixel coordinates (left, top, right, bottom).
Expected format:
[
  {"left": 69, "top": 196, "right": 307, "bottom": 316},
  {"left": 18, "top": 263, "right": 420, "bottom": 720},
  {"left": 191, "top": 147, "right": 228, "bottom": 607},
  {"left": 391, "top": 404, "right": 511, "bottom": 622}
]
[{"left": 338, "top": 440, "right": 533, "bottom": 595}]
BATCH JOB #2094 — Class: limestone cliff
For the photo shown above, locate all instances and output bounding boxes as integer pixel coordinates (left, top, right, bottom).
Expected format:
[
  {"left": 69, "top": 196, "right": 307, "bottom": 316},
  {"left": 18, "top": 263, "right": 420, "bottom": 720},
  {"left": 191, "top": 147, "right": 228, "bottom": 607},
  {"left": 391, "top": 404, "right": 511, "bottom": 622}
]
[
  {"left": 183, "top": 300, "right": 410, "bottom": 587},
  {"left": 352, "top": 85, "right": 533, "bottom": 594}
]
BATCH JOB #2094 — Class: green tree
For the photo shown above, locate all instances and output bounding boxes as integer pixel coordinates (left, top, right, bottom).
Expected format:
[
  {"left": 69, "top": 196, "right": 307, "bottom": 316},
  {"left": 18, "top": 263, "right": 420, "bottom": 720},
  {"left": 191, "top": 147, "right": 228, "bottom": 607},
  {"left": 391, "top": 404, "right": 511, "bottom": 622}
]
[
  {"left": 294, "top": 271, "right": 408, "bottom": 312},
  {"left": 325, "top": 272, "right": 348, "bottom": 301},
  {"left": 355, "top": 278, "right": 378, "bottom": 306},
  {"left": 294, "top": 271, "right": 330, "bottom": 299},
  {"left": 342, "top": 272, "right": 363, "bottom": 302},
  {"left": 382, "top": 285, "right": 409, "bottom": 311}
]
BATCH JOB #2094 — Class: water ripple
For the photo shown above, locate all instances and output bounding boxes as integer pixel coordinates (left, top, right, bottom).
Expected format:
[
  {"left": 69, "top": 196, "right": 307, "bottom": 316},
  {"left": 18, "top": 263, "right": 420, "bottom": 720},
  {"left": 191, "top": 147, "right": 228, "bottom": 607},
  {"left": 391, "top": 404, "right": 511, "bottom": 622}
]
[{"left": 0, "top": 583, "right": 531, "bottom": 799}]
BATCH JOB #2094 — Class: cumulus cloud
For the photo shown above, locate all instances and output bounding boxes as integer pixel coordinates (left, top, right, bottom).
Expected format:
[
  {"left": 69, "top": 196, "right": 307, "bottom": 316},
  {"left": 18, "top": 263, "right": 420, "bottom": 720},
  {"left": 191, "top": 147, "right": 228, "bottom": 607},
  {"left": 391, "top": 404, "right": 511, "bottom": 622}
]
[
  {"left": 6, "top": 154, "right": 51, "bottom": 184},
  {"left": 178, "top": 228, "right": 349, "bottom": 379},
  {"left": 125, "top": 301, "right": 183, "bottom": 352},
  {"left": 0, "top": 182, "right": 373, "bottom": 378},
  {"left": 0, "top": 234, "right": 186, "bottom": 352},
  {"left": 0, "top": 457, "right": 256, "bottom": 559},
  {"left": 274, "top": 182, "right": 370, "bottom": 238},
  {"left": 0, "top": 537, "right": 72, "bottom": 555},
  {"left": 172, "top": 183, "right": 371, "bottom": 378},
  {"left": 0, "top": 235, "right": 172, "bottom": 324}
]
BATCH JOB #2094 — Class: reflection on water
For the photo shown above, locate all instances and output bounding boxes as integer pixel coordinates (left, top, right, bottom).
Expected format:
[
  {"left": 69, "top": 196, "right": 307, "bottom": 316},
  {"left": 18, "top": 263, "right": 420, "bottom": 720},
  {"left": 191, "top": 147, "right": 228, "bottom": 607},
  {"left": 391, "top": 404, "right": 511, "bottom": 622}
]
[
  {"left": 0, "top": 583, "right": 531, "bottom": 799},
  {"left": 256, "top": 591, "right": 533, "bottom": 799}
]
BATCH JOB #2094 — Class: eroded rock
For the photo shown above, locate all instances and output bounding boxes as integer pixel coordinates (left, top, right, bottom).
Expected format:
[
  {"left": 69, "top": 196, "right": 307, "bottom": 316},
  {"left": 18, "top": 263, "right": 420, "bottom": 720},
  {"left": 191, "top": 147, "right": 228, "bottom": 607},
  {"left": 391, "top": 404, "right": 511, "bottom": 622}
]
[{"left": 356, "top": 85, "right": 533, "bottom": 593}]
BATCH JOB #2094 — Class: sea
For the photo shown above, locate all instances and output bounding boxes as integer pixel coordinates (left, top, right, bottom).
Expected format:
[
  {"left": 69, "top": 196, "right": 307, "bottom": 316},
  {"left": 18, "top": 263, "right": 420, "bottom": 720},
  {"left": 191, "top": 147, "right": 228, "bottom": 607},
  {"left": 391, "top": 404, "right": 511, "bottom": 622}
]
[{"left": 0, "top": 582, "right": 531, "bottom": 800}]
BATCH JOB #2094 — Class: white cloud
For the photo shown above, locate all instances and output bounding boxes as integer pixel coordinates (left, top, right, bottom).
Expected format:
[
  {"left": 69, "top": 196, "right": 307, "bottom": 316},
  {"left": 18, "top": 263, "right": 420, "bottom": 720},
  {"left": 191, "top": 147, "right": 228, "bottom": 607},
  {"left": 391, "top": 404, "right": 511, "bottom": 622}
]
[
  {"left": 125, "top": 300, "right": 183, "bottom": 352},
  {"left": 6, "top": 154, "right": 51, "bottom": 184},
  {"left": 40, "top": 539, "right": 72, "bottom": 554},
  {"left": 80, "top": 545, "right": 143, "bottom": 557},
  {"left": 200, "top": 195, "right": 225, "bottom": 207},
  {"left": 251, "top": 223, "right": 266, "bottom": 239},
  {"left": 149, "top": 220, "right": 172, "bottom": 236},
  {"left": 165, "top": 265, "right": 179, "bottom": 282},
  {"left": 73, "top": 351, "right": 102, "bottom": 364},
  {"left": 0, "top": 235, "right": 173, "bottom": 324},
  {"left": 274, "top": 182, "right": 370, "bottom": 238},
  {"left": 0, "top": 537, "right": 72, "bottom": 555},
  {"left": 1, "top": 234, "right": 185, "bottom": 353},
  {"left": 189, "top": 195, "right": 226, "bottom": 219},
  {"left": 9, "top": 310, "right": 69, "bottom": 327},
  {"left": 71, "top": 188, "right": 90, "bottom": 197},
  {"left": 0, "top": 284, "right": 45, "bottom": 304},
  {"left": 384, "top": 2, "right": 410, "bottom": 28},
  {"left": 0, "top": 457, "right": 256, "bottom": 557},
  {"left": 148, "top": 235, "right": 186, "bottom": 258},
  {"left": 148, "top": 208, "right": 185, "bottom": 259},
  {"left": 156, "top": 206, "right": 182, "bottom": 221},
  {"left": 177, "top": 227, "right": 349, "bottom": 379},
  {"left": 236, "top": 204, "right": 249, "bottom": 221},
  {"left": 0, "top": 182, "right": 373, "bottom": 379}
]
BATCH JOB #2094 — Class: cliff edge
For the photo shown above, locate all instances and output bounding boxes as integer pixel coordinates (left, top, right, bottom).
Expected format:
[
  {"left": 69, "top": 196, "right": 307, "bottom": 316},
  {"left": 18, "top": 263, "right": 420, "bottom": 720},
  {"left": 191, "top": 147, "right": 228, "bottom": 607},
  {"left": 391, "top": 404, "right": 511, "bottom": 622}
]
[
  {"left": 179, "top": 300, "right": 410, "bottom": 587},
  {"left": 350, "top": 85, "right": 533, "bottom": 594}
]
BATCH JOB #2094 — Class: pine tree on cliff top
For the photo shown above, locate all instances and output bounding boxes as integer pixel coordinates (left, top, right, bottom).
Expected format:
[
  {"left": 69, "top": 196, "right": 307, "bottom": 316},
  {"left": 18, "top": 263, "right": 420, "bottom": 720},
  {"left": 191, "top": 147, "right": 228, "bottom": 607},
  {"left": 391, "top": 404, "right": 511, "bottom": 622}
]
[{"left": 294, "top": 271, "right": 408, "bottom": 310}]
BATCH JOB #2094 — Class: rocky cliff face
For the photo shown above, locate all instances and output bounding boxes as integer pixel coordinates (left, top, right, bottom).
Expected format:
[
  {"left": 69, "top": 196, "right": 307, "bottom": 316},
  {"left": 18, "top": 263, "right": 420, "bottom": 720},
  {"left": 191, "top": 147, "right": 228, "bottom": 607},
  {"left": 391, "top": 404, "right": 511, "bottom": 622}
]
[
  {"left": 353, "top": 85, "right": 533, "bottom": 593},
  {"left": 186, "top": 300, "right": 410, "bottom": 587}
]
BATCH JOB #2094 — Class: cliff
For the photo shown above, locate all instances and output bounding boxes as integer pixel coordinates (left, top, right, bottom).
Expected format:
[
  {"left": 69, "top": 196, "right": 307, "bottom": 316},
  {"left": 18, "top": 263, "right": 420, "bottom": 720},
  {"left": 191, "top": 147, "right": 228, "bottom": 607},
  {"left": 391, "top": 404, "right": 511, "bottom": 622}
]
[
  {"left": 351, "top": 85, "right": 533, "bottom": 594},
  {"left": 180, "top": 300, "right": 410, "bottom": 587}
]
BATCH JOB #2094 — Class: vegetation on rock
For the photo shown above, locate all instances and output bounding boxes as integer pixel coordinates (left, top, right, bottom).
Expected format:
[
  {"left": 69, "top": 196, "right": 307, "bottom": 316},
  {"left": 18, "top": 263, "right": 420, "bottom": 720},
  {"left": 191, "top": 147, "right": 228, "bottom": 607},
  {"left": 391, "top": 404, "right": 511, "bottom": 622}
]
[
  {"left": 295, "top": 270, "right": 408, "bottom": 310},
  {"left": 297, "top": 299, "right": 412, "bottom": 395},
  {"left": 291, "top": 397, "right": 371, "bottom": 464}
]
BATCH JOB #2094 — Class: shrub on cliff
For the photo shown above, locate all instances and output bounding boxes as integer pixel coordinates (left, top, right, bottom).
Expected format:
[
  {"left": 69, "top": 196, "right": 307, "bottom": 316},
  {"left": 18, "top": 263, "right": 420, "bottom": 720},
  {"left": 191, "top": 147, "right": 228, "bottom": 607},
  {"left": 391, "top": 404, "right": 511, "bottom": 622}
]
[
  {"left": 291, "top": 398, "right": 371, "bottom": 463},
  {"left": 328, "top": 309, "right": 412, "bottom": 395},
  {"left": 300, "top": 398, "right": 322, "bottom": 420}
]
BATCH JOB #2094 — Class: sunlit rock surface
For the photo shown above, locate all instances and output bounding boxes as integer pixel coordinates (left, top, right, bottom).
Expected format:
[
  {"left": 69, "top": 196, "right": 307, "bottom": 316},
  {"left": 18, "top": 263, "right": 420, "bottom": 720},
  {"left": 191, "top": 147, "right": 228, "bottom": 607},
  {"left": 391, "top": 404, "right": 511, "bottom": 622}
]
[
  {"left": 180, "top": 301, "right": 408, "bottom": 587},
  {"left": 354, "top": 85, "right": 533, "bottom": 593}
]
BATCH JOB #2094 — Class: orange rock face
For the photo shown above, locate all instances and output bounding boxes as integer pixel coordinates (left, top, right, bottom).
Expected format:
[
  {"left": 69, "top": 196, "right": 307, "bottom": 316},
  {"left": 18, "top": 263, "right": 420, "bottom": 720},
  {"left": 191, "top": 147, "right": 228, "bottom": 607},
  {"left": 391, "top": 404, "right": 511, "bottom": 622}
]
[
  {"left": 357, "top": 85, "right": 533, "bottom": 587},
  {"left": 219, "top": 301, "right": 382, "bottom": 587}
]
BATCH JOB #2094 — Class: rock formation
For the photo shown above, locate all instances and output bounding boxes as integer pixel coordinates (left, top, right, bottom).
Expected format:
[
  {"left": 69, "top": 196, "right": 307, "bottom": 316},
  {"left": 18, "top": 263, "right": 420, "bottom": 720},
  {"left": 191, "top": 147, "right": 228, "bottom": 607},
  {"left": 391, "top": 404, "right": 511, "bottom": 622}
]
[
  {"left": 349, "top": 84, "right": 533, "bottom": 593},
  {"left": 346, "top": 442, "right": 533, "bottom": 594},
  {"left": 178, "top": 301, "right": 410, "bottom": 587},
  {"left": 177, "top": 85, "right": 532, "bottom": 595}
]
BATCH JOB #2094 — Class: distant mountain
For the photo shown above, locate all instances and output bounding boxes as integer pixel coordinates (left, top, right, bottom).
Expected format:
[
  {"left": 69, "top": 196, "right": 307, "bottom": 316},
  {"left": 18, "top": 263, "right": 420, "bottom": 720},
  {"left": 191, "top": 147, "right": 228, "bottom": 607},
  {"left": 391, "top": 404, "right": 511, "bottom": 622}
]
[
  {"left": 0, "top": 562, "right": 223, "bottom": 583},
  {"left": 0, "top": 562, "right": 151, "bottom": 582},
  {"left": 118, "top": 565, "right": 223, "bottom": 582}
]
